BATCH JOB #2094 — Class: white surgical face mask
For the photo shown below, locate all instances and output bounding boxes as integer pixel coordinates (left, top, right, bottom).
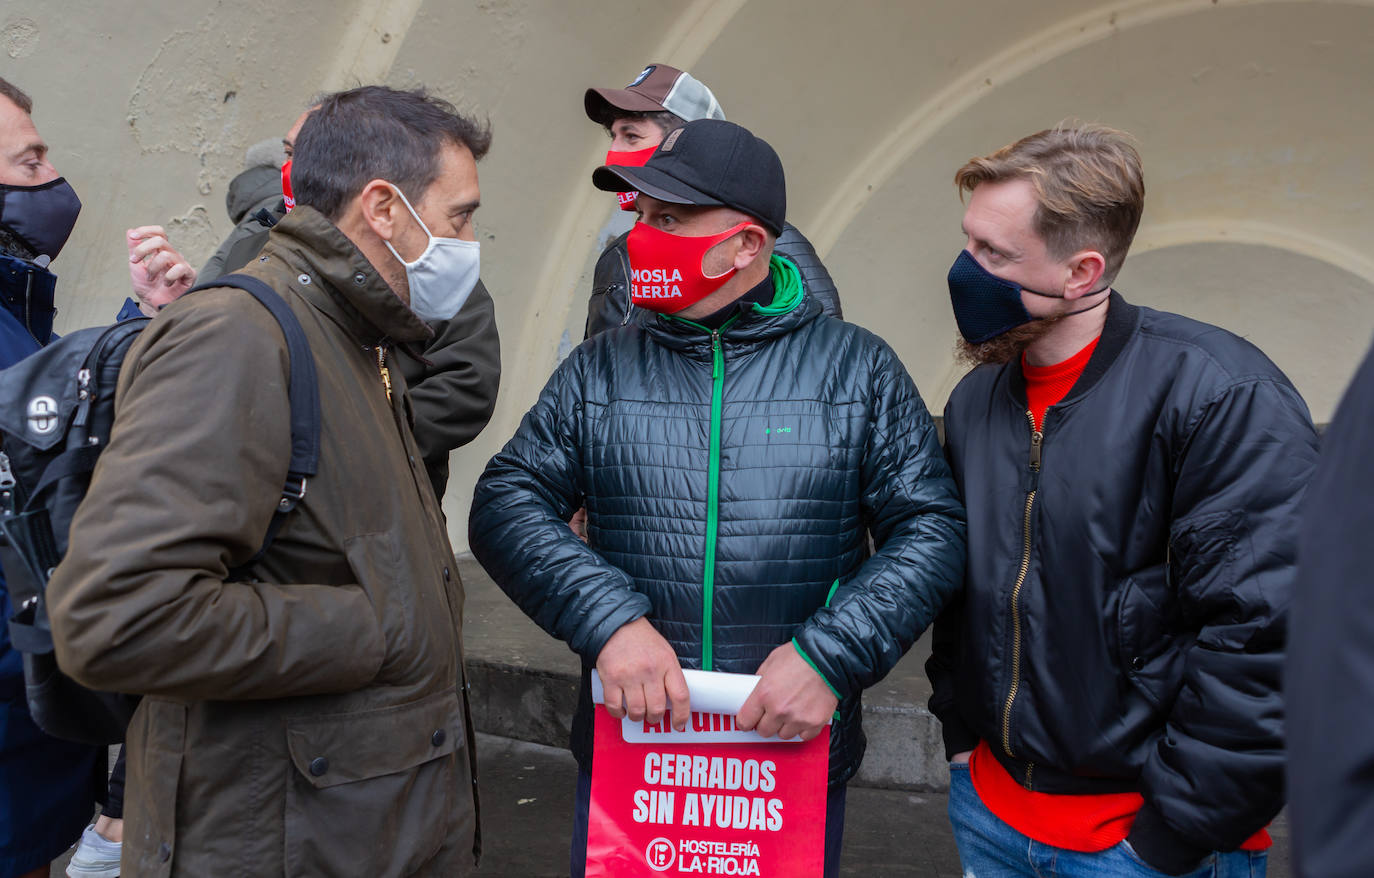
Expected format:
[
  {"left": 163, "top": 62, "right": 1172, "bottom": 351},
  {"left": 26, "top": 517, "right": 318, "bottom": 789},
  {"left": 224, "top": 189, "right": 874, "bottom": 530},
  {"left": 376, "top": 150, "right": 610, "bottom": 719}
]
[{"left": 382, "top": 184, "right": 480, "bottom": 322}]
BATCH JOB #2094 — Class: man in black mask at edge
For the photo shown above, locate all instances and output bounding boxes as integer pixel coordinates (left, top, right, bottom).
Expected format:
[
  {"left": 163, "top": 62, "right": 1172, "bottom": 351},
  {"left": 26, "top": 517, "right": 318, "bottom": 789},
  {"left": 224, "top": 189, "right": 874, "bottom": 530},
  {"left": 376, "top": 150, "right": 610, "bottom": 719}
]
[{"left": 0, "top": 75, "right": 197, "bottom": 878}]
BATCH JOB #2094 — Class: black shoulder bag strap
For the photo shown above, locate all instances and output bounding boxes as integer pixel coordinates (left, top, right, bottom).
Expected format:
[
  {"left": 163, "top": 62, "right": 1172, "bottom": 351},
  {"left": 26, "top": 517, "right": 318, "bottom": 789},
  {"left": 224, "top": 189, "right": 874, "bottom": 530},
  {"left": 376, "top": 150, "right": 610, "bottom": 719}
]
[{"left": 187, "top": 274, "right": 320, "bottom": 575}]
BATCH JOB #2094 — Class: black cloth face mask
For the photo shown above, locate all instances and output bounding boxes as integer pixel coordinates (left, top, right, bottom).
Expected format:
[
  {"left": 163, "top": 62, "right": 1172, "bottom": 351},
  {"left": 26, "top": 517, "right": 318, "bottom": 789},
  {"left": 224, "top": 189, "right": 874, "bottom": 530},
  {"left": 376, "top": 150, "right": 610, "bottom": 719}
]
[
  {"left": 946, "top": 249, "right": 1106, "bottom": 344},
  {"left": 0, "top": 177, "right": 82, "bottom": 261}
]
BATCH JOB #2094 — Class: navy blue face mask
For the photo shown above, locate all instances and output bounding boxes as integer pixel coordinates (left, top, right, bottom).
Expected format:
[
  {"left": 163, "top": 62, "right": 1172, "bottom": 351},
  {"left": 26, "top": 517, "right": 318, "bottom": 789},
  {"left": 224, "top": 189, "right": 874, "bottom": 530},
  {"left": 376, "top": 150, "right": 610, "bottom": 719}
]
[
  {"left": 947, "top": 249, "right": 1106, "bottom": 344},
  {"left": 0, "top": 177, "right": 83, "bottom": 261}
]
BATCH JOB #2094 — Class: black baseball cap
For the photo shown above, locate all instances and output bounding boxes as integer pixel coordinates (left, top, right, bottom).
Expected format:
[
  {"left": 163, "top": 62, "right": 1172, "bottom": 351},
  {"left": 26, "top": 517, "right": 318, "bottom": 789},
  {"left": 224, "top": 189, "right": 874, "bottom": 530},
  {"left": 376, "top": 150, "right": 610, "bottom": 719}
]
[{"left": 592, "top": 119, "right": 786, "bottom": 236}]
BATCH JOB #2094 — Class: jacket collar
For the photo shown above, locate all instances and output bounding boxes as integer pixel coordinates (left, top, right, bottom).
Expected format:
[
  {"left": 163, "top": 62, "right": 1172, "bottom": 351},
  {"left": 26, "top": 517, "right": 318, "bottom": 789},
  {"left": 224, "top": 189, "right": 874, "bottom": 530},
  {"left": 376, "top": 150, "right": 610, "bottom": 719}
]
[
  {"left": 0, "top": 251, "right": 56, "bottom": 346},
  {"left": 645, "top": 254, "right": 820, "bottom": 357},
  {"left": 1004, "top": 291, "right": 1140, "bottom": 408},
  {"left": 259, "top": 206, "right": 432, "bottom": 345}
]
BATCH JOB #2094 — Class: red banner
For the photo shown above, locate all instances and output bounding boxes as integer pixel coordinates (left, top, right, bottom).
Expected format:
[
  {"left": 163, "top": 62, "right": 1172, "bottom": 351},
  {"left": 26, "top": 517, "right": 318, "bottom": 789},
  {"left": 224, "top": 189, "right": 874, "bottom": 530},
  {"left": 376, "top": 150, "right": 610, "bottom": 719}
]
[{"left": 585, "top": 670, "right": 830, "bottom": 877}]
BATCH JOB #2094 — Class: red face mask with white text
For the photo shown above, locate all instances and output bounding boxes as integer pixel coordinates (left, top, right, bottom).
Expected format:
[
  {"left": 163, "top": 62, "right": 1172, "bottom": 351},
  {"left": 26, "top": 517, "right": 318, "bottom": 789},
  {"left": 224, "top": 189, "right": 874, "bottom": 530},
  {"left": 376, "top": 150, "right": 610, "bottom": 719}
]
[
  {"left": 604, "top": 145, "right": 657, "bottom": 210},
  {"left": 626, "top": 220, "right": 751, "bottom": 314},
  {"left": 281, "top": 158, "right": 296, "bottom": 211}
]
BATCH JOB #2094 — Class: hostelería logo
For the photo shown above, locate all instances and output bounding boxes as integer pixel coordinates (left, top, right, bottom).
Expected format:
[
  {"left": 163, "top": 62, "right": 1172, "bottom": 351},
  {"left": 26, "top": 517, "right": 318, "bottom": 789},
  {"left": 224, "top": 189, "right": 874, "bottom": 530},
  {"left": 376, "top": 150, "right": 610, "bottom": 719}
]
[
  {"left": 633, "top": 267, "right": 684, "bottom": 299},
  {"left": 645, "top": 837, "right": 675, "bottom": 871}
]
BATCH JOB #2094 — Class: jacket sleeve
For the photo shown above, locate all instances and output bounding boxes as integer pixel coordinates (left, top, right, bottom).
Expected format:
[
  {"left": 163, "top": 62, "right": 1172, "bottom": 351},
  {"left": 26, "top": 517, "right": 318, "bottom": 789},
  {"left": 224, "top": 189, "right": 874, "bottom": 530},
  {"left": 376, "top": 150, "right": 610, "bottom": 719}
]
[
  {"left": 924, "top": 399, "right": 981, "bottom": 758},
  {"left": 1127, "top": 376, "right": 1318, "bottom": 872},
  {"left": 47, "top": 294, "right": 386, "bottom": 701},
  {"left": 1286, "top": 340, "right": 1374, "bottom": 878},
  {"left": 468, "top": 349, "right": 651, "bottom": 663},
  {"left": 398, "top": 280, "right": 502, "bottom": 500},
  {"left": 775, "top": 224, "right": 842, "bottom": 320},
  {"left": 198, "top": 194, "right": 280, "bottom": 281},
  {"left": 584, "top": 233, "right": 633, "bottom": 340},
  {"left": 792, "top": 342, "right": 966, "bottom": 700}
]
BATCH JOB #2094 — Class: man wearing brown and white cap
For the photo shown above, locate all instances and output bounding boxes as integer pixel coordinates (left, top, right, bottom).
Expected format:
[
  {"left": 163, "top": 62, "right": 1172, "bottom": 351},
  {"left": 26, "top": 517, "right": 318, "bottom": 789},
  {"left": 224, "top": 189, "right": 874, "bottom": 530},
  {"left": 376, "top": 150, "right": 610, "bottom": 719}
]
[
  {"left": 471, "top": 118, "right": 965, "bottom": 878},
  {"left": 581, "top": 63, "right": 842, "bottom": 338}
]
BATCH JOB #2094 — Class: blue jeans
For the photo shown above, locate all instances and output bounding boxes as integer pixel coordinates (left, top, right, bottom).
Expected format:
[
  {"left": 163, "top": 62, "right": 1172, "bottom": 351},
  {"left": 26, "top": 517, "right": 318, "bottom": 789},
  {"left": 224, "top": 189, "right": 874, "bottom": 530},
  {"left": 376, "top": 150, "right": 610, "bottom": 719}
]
[
  {"left": 571, "top": 768, "right": 847, "bottom": 878},
  {"left": 948, "top": 763, "right": 1267, "bottom": 877}
]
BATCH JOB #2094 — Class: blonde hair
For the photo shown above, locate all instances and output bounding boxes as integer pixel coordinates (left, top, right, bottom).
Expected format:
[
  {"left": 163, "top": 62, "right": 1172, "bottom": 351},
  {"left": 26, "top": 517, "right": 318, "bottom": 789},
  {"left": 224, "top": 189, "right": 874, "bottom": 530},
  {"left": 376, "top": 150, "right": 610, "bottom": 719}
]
[{"left": 955, "top": 122, "right": 1144, "bottom": 285}]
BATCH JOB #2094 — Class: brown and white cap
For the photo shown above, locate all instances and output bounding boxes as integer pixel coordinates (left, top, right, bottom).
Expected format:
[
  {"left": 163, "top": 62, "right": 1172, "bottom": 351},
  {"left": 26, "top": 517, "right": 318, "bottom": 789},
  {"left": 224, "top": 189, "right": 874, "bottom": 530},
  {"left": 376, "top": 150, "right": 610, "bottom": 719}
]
[{"left": 584, "top": 63, "right": 726, "bottom": 126}]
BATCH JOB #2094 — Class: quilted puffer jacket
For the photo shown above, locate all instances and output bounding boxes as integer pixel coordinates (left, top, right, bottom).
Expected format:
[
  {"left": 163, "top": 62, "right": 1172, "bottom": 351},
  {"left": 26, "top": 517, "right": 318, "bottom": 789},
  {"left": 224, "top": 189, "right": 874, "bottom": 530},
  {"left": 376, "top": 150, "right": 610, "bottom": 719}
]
[
  {"left": 471, "top": 255, "right": 965, "bottom": 785},
  {"left": 584, "top": 222, "right": 842, "bottom": 338}
]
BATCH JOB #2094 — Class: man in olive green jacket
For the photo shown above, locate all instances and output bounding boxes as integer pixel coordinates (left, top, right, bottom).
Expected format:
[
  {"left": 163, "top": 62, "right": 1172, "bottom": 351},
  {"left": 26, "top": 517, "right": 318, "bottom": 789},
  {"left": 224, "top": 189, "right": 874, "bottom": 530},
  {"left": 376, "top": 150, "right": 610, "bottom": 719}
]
[{"left": 47, "top": 86, "right": 490, "bottom": 877}]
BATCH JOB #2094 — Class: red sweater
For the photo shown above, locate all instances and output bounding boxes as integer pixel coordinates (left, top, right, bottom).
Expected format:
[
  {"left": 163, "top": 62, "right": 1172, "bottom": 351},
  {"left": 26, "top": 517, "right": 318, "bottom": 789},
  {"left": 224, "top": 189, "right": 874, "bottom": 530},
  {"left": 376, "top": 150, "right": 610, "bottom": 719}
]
[{"left": 967, "top": 338, "right": 1270, "bottom": 853}]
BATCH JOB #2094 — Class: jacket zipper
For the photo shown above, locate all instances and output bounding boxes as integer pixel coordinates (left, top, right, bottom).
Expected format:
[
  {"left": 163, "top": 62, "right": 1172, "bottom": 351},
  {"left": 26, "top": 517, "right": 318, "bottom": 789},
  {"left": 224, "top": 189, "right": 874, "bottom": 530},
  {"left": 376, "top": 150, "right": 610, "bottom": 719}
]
[
  {"left": 376, "top": 344, "right": 393, "bottom": 402},
  {"left": 22, "top": 270, "right": 41, "bottom": 345},
  {"left": 1001, "top": 409, "right": 1042, "bottom": 787},
  {"left": 702, "top": 328, "right": 725, "bottom": 670},
  {"left": 617, "top": 245, "right": 635, "bottom": 327}
]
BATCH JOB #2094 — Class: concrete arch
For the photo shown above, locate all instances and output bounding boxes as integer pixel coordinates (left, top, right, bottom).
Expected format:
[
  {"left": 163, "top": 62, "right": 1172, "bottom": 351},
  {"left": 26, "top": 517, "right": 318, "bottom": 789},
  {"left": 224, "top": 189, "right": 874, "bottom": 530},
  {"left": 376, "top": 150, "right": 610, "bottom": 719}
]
[
  {"left": 807, "top": 0, "right": 1374, "bottom": 256},
  {"left": 1133, "top": 218, "right": 1374, "bottom": 289}
]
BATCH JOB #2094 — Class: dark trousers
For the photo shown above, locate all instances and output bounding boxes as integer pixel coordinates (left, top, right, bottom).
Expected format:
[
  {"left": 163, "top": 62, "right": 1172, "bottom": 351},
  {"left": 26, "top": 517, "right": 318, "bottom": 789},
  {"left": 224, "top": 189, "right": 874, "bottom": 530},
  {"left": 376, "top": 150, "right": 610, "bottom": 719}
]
[
  {"left": 103, "top": 746, "right": 127, "bottom": 820},
  {"left": 569, "top": 768, "right": 846, "bottom": 878}
]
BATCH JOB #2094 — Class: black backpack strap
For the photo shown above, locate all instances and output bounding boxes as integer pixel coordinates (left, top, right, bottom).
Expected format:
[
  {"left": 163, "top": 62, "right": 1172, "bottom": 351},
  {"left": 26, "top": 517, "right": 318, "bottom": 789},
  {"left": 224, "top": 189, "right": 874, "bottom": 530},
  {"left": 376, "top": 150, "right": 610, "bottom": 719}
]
[{"left": 187, "top": 274, "right": 320, "bottom": 572}]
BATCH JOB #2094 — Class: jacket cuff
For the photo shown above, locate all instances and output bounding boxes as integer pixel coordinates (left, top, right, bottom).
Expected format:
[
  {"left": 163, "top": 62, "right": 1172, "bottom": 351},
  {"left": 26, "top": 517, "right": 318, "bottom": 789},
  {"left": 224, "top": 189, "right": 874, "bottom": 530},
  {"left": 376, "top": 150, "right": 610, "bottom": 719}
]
[
  {"left": 937, "top": 716, "right": 980, "bottom": 761},
  {"left": 1127, "top": 805, "right": 1212, "bottom": 875},
  {"left": 576, "top": 599, "right": 652, "bottom": 666},
  {"left": 790, "top": 638, "right": 842, "bottom": 700}
]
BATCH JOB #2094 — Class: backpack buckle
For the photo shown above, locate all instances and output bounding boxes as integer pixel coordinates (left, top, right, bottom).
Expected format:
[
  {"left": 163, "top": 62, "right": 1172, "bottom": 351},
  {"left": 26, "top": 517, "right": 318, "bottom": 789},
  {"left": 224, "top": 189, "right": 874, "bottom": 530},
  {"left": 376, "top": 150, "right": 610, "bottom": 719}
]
[{"left": 277, "top": 476, "right": 308, "bottom": 512}]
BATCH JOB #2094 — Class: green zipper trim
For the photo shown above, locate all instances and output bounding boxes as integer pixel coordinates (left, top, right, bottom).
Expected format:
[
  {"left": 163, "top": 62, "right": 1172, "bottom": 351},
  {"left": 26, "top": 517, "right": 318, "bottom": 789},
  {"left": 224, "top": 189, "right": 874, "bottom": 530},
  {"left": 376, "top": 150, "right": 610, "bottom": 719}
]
[
  {"left": 701, "top": 327, "right": 727, "bottom": 670},
  {"left": 663, "top": 255, "right": 800, "bottom": 671},
  {"left": 824, "top": 578, "right": 840, "bottom": 607},
  {"left": 792, "top": 638, "right": 843, "bottom": 700},
  {"left": 664, "top": 312, "right": 743, "bottom": 671}
]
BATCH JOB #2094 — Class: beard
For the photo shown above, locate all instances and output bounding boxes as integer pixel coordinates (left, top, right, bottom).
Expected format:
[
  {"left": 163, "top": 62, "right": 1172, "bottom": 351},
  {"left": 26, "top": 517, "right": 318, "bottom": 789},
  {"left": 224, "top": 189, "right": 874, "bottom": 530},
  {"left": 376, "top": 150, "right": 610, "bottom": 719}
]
[{"left": 954, "top": 314, "right": 1066, "bottom": 367}]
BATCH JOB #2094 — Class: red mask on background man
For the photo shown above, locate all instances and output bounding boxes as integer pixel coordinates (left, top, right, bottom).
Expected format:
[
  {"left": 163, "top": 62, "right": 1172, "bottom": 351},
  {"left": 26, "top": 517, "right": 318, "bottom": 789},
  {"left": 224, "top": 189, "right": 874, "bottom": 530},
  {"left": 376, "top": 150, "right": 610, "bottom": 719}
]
[
  {"left": 604, "top": 145, "right": 657, "bottom": 210},
  {"left": 281, "top": 159, "right": 295, "bottom": 212},
  {"left": 626, "top": 220, "right": 750, "bottom": 314}
]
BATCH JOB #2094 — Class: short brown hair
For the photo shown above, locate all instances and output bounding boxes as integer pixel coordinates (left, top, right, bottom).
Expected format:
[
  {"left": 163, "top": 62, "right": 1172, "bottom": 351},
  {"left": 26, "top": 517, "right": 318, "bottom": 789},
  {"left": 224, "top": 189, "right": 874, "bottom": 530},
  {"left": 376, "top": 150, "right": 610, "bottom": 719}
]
[
  {"left": 603, "top": 110, "right": 684, "bottom": 139},
  {"left": 955, "top": 122, "right": 1144, "bottom": 285},
  {"left": 0, "top": 77, "right": 33, "bottom": 114},
  {"left": 292, "top": 85, "right": 491, "bottom": 221}
]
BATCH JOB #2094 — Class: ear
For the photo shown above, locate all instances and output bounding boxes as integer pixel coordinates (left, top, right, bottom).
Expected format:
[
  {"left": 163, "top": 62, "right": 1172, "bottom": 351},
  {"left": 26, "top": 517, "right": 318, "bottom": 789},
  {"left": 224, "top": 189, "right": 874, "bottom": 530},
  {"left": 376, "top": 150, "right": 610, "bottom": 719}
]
[
  {"left": 731, "top": 225, "right": 771, "bottom": 271},
  {"left": 358, "top": 180, "right": 402, "bottom": 242},
  {"left": 1063, "top": 249, "right": 1107, "bottom": 300}
]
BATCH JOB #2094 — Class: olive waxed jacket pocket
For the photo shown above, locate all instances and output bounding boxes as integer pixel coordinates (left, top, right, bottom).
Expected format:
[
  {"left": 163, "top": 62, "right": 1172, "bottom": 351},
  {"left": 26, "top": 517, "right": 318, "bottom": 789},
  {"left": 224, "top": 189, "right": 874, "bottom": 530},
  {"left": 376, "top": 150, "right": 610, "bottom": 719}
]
[{"left": 284, "top": 691, "right": 465, "bottom": 877}]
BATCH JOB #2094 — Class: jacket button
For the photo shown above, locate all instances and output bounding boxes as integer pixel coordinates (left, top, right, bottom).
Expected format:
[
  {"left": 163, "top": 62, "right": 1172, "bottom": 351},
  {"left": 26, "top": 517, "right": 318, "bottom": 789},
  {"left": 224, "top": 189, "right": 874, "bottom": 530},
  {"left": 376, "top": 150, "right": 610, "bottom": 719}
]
[
  {"left": 432, "top": 729, "right": 446, "bottom": 747},
  {"left": 309, "top": 757, "right": 329, "bottom": 776},
  {"left": 353, "top": 271, "right": 366, "bottom": 285},
  {"left": 443, "top": 567, "right": 451, "bottom": 582},
  {"left": 158, "top": 842, "right": 171, "bottom": 862},
  {"left": 297, "top": 273, "right": 312, "bottom": 285},
  {"left": 1130, "top": 656, "right": 1145, "bottom": 671}
]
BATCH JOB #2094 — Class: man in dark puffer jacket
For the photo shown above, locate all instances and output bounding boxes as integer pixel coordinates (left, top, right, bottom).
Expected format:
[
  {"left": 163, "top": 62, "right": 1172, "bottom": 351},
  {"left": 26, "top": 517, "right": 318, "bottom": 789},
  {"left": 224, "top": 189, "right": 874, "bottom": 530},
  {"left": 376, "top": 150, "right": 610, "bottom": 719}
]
[
  {"left": 470, "top": 120, "right": 965, "bottom": 878},
  {"left": 582, "top": 62, "right": 841, "bottom": 339},
  {"left": 928, "top": 123, "right": 1316, "bottom": 877}
]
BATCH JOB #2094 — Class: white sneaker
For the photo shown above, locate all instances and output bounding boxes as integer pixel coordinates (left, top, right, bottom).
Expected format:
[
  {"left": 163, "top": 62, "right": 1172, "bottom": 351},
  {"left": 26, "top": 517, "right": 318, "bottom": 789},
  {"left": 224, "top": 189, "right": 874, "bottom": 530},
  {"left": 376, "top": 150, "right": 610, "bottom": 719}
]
[{"left": 66, "top": 823, "right": 121, "bottom": 878}]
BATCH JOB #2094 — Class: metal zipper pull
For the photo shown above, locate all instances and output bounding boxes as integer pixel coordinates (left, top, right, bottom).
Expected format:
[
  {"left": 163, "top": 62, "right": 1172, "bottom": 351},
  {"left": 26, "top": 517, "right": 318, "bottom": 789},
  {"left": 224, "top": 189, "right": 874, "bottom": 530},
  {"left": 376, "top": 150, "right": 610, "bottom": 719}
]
[
  {"left": 710, "top": 330, "right": 722, "bottom": 381},
  {"left": 376, "top": 345, "right": 393, "bottom": 402},
  {"left": 0, "top": 450, "right": 17, "bottom": 515},
  {"left": 1026, "top": 410, "right": 1043, "bottom": 471}
]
